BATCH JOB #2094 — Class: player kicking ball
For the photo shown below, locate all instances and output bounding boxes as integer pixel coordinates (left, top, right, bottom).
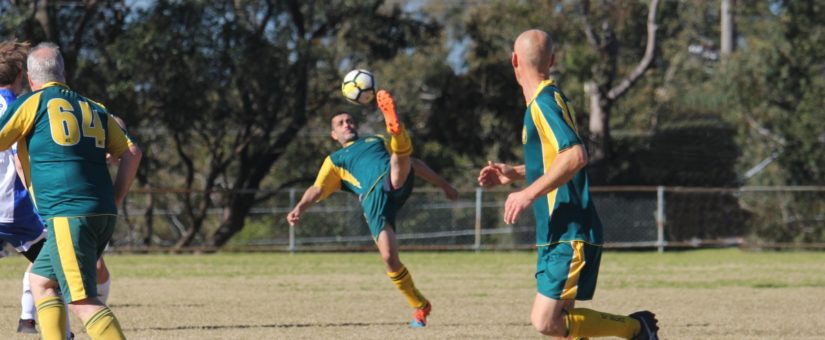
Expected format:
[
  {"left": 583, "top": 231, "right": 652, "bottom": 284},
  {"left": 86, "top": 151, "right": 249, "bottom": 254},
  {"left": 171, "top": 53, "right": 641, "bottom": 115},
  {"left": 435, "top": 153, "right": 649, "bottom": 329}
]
[{"left": 288, "top": 90, "right": 458, "bottom": 328}]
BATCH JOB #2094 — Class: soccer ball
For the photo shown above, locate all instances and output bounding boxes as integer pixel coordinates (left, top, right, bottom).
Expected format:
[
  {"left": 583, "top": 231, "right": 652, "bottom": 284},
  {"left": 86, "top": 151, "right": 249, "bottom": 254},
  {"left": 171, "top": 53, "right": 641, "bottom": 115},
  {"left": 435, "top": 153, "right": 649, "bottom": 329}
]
[{"left": 341, "top": 69, "right": 375, "bottom": 105}]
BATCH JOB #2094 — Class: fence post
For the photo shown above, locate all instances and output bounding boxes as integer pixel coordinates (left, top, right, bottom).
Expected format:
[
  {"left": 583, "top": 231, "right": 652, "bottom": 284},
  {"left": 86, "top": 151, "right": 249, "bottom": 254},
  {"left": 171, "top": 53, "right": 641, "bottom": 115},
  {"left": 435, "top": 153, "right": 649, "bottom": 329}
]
[
  {"left": 656, "top": 186, "right": 665, "bottom": 253},
  {"left": 474, "top": 187, "right": 483, "bottom": 252},
  {"left": 288, "top": 188, "right": 297, "bottom": 253}
]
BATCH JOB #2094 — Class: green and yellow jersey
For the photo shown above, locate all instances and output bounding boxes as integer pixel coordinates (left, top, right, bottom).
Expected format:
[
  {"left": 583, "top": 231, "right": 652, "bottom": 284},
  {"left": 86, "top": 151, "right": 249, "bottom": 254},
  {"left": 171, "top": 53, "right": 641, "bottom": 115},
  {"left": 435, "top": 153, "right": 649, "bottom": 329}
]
[
  {"left": 0, "top": 82, "right": 134, "bottom": 219},
  {"left": 313, "top": 135, "right": 391, "bottom": 201},
  {"left": 523, "top": 80, "right": 603, "bottom": 246}
]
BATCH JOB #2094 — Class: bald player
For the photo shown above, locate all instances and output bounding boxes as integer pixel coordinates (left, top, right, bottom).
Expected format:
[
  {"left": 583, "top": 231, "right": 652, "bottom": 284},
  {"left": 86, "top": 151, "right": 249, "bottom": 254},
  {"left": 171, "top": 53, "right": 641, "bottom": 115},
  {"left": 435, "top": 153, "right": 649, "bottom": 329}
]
[{"left": 478, "top": 29, "right": 660, "bottom": 339}]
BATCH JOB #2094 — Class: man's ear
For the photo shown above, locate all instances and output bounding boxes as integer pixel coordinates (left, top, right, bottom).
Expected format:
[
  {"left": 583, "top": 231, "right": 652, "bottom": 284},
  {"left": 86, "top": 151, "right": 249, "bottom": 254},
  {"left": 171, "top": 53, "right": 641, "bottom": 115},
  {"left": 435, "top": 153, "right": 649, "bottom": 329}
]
[{"left": 511, "top": 52, "right": 518, "bottom": 68}]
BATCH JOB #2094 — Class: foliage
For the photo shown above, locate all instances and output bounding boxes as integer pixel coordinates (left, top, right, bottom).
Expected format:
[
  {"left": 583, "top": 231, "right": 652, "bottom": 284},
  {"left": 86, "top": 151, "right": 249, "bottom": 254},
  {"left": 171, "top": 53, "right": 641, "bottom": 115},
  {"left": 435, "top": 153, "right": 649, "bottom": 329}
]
[{"left": 2, "top": 0, "right": 823, "bottom": 246}]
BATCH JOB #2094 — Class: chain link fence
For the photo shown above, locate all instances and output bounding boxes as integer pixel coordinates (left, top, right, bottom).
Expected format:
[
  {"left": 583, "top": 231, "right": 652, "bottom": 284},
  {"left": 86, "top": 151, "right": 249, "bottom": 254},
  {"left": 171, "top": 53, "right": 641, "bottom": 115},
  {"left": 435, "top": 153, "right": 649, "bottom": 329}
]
[{"left": 111, "top": 186, "right": 825, "bottom": 251}]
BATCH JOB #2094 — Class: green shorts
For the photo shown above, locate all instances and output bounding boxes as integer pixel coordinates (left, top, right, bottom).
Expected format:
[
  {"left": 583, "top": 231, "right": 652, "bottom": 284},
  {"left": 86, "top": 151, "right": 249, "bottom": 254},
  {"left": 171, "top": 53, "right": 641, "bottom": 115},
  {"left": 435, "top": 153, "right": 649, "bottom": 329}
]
[
  {"left": 536, "top": 241, "right": 602, "bottom": 301},
  {"left": 32, "top": 215, "right": 116, "bottom": 303},
  {"left": 362, "top": 170, "right": 415, "bottom": 239}
]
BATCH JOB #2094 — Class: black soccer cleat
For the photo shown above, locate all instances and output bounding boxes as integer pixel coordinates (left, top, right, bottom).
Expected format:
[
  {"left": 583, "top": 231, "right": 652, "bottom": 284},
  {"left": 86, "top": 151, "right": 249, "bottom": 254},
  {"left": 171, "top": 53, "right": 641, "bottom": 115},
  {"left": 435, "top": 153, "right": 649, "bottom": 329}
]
[
  {"left": 630, "top": 311, "right": 659, "bottom": 340},
  {"left": 17, "top": 318, "right": 37, "bottom": 333}
]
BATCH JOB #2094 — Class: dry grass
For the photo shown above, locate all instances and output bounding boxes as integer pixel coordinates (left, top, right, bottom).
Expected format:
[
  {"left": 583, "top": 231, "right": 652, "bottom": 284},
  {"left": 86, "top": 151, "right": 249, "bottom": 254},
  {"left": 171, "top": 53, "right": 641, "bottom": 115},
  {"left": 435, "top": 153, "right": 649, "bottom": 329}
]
[{"left": 0, "top": 249, "right": 823, "bottom": 339}]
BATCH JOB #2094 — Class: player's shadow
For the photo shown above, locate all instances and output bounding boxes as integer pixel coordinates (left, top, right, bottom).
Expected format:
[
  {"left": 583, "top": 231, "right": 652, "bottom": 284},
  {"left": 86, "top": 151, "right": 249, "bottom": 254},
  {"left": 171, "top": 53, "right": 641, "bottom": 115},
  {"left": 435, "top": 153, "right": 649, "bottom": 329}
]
[
  {"left": 128, "top": 321, "right": 407, "bottom": 331},
  {"left": 127, "top": 321, "right": 532, "bottom": 332}
]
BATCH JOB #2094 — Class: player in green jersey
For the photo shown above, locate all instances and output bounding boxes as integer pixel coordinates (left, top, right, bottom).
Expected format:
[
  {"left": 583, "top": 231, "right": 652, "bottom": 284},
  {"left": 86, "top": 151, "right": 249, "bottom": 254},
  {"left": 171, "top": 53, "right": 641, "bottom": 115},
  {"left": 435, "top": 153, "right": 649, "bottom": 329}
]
[
  {"left": 478, "top": 30, "right": 659, "bottom": 339},
  {"left": 0, "top": 42, "right": 141, "bottom": 340},
  {"left": 287, "top": 91, "right": 457, "bottom": 328}
]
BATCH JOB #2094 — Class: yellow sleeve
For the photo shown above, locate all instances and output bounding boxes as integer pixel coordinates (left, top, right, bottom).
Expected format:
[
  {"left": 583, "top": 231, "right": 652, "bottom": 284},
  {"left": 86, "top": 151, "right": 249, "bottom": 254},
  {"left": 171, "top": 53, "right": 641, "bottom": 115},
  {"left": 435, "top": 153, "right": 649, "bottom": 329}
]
[
  {"left": 105, "top": 115, "right": 134, "bottom": 158},
  {"left": 312, "top": 156, "right": 342, "bottom": 201},
  {"left": 0, "top": 93, "right": 41, "bottom": 151}
]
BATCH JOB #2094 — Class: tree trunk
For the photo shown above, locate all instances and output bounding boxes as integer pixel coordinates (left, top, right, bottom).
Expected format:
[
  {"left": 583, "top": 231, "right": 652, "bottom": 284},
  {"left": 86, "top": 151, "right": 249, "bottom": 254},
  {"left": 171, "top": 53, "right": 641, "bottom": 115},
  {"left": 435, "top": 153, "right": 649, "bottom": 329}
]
[
  {"left": 209, "top": 193, "right": 256, "bottom": 248},
  {"left": 585, "top": 81, "right": 610, "bottom": 184},
  {"left": 142, "top": 190, "right": 154, "bottom": 247},
  {"left": 721, "top": 0, "right": 735, "bottom": 56}
]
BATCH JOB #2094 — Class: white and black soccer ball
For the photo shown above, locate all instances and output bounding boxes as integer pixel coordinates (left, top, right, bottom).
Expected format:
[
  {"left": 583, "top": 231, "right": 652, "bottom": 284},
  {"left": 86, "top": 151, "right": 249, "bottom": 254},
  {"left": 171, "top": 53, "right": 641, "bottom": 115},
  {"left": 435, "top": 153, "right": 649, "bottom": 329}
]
[{"left": 341, "top": 69, "right": 375, "bottom": 105}]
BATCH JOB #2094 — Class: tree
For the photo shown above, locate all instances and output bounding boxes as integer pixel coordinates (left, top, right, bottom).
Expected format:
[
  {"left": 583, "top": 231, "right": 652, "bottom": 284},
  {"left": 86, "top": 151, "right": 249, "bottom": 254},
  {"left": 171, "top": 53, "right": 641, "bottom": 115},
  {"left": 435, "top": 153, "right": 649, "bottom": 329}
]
[
  {"left": 105, "top": 0, "right": 439, "bottom": 249},
  {"left": 580, "top": 0, "right": 662, "bottom": 183}
]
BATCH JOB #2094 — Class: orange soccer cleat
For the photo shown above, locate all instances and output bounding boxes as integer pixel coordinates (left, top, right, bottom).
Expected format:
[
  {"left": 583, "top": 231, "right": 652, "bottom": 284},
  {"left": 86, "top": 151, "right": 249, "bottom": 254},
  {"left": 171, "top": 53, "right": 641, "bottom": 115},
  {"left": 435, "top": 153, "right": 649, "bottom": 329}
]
[
  {"left": 376, "top": 89, "right": 401, "bottom": 135},
  {"left": 409, "top": 302, "right": 432, "bottom": 328}
]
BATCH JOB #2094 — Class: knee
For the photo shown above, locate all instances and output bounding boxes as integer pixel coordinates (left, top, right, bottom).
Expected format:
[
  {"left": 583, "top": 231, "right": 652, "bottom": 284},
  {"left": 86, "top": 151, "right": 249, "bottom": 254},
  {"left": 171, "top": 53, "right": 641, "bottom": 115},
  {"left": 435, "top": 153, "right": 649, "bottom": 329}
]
[
  {"left": 382, "top": 252, "right": 400, "bottom": 269},
  {"left": 531, "top": 312, "right": 566, "bottom": 337},
  {"left": 28, "top": 273, "right": 56, "bottom": 290}
]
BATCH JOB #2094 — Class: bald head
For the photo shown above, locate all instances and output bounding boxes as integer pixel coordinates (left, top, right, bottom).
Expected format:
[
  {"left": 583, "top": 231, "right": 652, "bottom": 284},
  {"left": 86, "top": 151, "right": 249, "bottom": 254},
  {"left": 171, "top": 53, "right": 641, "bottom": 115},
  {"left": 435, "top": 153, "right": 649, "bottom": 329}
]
[
  {"left": 513, "top": 29, "right": 554, "bottom": 74},
  {"left": 27, "top": 42, "right": 65, "bottom": 89}
]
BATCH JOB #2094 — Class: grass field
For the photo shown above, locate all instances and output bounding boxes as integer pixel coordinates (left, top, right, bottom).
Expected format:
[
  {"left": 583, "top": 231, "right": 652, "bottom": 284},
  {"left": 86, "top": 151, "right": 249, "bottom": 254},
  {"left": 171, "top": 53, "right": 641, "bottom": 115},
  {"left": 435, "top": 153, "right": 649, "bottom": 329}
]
[{"left": 0, "top": 248, "right": 823, "bottom": 339}]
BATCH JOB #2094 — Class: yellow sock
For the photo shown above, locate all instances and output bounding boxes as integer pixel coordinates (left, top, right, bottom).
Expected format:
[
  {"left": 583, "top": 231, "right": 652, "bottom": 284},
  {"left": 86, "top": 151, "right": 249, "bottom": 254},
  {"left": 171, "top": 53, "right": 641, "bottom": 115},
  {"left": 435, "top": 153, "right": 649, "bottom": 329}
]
[
  {"left": 387, "top": 264, "right": 428, "bottom": 309},
  {"left": 84, "top": 307, "right": 125, "bottom": 340},
  {"left": 36, "top": 296, "right": 68, "bottom": 340},
  {"left": 566, "top": 308, "right": 640, "bottom": 339},
  {"left": 387, "top": 125, "right": 412, "bottom": 156}
]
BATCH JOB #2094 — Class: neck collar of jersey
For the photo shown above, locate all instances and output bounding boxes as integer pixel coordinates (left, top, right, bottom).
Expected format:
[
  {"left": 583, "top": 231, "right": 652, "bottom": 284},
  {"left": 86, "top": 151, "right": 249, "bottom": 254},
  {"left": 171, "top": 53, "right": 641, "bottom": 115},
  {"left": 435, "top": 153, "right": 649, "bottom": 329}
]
[
  {"left": 528, "top": 79, "right": 556, "bottom": 106},
  {"left": 343, "top": 140, "right": 356, "bottom": 147},
  {"left": 41, "top": 81, "right": 68, "bottom": 89}
]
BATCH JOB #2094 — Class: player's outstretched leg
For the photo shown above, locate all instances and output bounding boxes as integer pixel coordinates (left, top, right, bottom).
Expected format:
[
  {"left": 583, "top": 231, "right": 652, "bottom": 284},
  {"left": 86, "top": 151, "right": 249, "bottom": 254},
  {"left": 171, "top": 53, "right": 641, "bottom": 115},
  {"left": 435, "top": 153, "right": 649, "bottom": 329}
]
[
  {"left": 376, "top": 90, "right": 412, "bottom": 156},
  {"left": 376, "top": 89, "right": 412, "bottom": 189},
  {"left": 376, "top": 89, "right": 401, "bottom": 136}
]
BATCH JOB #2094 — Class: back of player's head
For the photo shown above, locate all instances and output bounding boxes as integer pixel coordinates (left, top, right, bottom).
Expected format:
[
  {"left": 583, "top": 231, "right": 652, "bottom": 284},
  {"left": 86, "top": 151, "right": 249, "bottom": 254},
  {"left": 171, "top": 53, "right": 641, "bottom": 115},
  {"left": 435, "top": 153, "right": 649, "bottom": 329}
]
[
  {"left": 27, "top": 42, "right": 65, "bottom": 85},
  {"left": 514, "top": 29, "right": 554, "bottom": 73},
  {"left": 0, "top": 40, "right": 29, "bottom": 86}
]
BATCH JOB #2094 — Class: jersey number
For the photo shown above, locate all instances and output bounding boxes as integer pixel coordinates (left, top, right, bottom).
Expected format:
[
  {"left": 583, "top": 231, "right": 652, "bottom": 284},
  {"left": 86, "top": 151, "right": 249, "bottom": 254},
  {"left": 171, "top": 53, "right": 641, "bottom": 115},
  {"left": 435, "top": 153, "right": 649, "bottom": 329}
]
[{"left": 47, "top": 98, "right": 105, "bottom": 148}]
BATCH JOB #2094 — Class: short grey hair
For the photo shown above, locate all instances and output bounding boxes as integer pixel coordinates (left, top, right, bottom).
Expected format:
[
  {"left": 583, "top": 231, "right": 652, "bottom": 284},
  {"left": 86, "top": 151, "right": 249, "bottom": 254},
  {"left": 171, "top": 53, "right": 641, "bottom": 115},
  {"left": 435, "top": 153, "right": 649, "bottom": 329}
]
[{"left": 27, "top": 42, "right": 65, "bottom": 85}]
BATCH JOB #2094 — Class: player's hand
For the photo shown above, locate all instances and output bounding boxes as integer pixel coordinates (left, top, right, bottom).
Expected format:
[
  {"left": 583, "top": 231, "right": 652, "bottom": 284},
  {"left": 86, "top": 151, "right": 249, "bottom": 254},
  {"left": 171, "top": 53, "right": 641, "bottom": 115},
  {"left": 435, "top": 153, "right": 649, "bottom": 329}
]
[
  {"left": 504, "top": 190, "right": 532, "bottom": 224},
  {"left": 286, "top": 209, "right": 301, "bottom": 226},
  {"left": 441, "top": 184, "right": 459, "bottom": 201},
  {"left": 478, "top": 161, "right": 514, "bottom": 188}
]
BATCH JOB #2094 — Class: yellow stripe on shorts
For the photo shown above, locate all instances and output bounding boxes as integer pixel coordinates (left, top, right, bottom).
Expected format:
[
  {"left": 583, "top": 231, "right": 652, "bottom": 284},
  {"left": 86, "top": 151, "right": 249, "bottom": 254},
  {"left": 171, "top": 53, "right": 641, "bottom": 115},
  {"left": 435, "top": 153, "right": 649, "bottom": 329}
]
[
  {"left": 54, "top": 217, "right": 87, "bottom": 301},
  {"left": 560, "top": 241, "right": 585, "bottom": 300}
]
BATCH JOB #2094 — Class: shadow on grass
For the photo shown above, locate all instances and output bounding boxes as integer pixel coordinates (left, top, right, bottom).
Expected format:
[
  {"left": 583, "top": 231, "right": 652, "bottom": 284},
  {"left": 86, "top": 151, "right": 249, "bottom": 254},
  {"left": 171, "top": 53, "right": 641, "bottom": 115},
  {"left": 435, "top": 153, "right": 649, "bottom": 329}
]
[{"left": 127, "top": 321, "right": 532, "bottom": 332}]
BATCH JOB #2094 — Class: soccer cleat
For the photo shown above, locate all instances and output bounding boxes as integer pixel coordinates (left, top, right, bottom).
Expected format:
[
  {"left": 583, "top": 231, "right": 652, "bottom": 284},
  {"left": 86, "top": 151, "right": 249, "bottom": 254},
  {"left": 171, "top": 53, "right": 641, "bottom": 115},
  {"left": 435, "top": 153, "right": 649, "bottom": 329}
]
[
  {"left": 376, "top": 89, "right": 401, "bottom": 135},
  {"left": 630, "top": 311, "right": 659, "bottom": 340},
  {"left": 409, "top": 302, "right": 432, "bottom": 328},
  {"left": 17, "top": 318, "right": 37, "bottom": 333}
]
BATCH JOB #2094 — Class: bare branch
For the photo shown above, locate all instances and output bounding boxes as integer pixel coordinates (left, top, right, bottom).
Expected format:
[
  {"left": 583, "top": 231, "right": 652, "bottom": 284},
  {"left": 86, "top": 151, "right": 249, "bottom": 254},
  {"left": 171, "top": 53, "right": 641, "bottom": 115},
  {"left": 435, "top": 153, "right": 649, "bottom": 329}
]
[
  {"left": 580, "top": 0, "right": 600, "bottom": 47},
  {"left": 69, "top": 0, "right": 98, "bottom": 54},
  {"left": 606, "top": 0, "right": 661, "bottom": 100},
  {"left": 744, "top": 114, "right": 787, "bottom": 147},
  {"left": 33, "top": 0, "right": 57, "bottom": 42}
]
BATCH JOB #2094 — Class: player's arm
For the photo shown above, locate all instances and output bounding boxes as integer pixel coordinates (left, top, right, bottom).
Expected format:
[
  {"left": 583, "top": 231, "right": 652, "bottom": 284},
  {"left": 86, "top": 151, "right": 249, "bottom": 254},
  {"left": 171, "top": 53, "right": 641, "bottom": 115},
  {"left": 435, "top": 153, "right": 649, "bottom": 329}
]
[
  {"left": 411, "top": 158, "right": 458, "bottom": 201},
  {"left": 286, "top": 185, "right": 323, "bottom": 226},
  {"left": 287, "top": 156, "right": 342, "bottom": 226},
  {"left": 503, "top": 145, "right": 586, "bottom": 224},
  {"left": 106, "top": 114, "right": 129, "bottom": 163},
  {"left": 113, "top": 144, "right": 141, "bottom": 208},
  {"left": 106, "top": 117, "right": 142, "bottom": 207},
  {"left": 0, "top": 95, "right": 38, "bottom": 151},
  {"left": 478, "top": 162, "right": 526, "bottom": 188}
]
